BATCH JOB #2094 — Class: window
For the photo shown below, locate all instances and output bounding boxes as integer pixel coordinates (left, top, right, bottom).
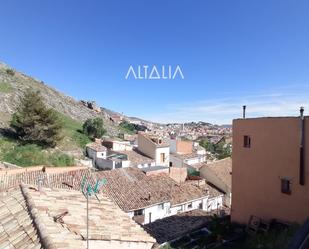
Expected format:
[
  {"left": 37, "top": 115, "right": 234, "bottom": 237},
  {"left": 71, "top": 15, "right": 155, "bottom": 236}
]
[
  {"left": 134, "top": 209, "right": 143, "bottom": 216},
  {"left": 169, "top": 162, "right": 173, "bottom": 167},
  {"left": 160, "top": 153, "right": 166, "bottom": 163},
  {"left": 199, "top": 203, "right": 203, "bottom": 209},
  {"left": 188, "top": 203, "right": 192, "bottom": 209},
  {"left": 281, "top": 179, "right": 291, "bottom": 194},
  {"left": 244, "top": 135, "right": 251, "bottom": 148}
]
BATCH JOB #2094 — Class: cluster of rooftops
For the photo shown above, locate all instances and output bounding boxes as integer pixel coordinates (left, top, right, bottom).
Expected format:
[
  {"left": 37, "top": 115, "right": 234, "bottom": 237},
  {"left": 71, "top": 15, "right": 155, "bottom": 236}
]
[{"left": 0, "top": 166, "right": 223, "bottom": 249}]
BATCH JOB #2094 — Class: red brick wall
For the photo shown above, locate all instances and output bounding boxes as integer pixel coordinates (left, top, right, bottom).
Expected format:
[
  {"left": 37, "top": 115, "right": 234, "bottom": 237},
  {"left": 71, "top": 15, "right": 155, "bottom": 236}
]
[{"left": 176, "top": 140, "right": 193, "bottom": 154}]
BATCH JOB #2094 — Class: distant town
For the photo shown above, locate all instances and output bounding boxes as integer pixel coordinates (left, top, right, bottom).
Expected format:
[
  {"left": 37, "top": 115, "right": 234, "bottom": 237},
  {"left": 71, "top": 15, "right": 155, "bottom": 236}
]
[{"left": 0, "top": 63, "right": 308, "bottom": 249}]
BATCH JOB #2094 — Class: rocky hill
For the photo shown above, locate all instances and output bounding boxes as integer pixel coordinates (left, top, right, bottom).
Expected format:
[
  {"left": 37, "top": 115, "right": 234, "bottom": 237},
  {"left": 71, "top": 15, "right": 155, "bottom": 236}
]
[{"left": 0, "top": 62, "right": 119, "bottom": 136}]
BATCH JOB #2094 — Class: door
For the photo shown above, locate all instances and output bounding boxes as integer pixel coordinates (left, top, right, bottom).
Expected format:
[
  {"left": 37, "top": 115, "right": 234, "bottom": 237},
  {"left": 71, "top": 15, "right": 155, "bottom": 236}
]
[
  {"left": 149, "top": 212, "right": 152, "bottom": 223},
  {"left": 160, "top": 153, "right": 165, "bottom": 163}
]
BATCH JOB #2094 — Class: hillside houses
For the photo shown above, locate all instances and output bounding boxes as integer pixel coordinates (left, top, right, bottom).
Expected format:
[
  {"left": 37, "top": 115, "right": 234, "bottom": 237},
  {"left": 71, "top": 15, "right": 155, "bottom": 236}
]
[
  {"left": 0, "top": 166, "right": 225, "bottom": 226},
  {"left": 96, "top": 167, "right": 224, "bottom": 225}
]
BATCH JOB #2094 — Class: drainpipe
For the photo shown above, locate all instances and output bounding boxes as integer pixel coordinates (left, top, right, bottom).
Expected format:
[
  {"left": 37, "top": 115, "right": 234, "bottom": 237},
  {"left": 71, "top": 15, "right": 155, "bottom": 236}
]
[
  {"left": 243, "top": 105, "right": 246, "bottom": 119},
  {"left": 299, "top": 107, "right": 305, "bottom": 185}
]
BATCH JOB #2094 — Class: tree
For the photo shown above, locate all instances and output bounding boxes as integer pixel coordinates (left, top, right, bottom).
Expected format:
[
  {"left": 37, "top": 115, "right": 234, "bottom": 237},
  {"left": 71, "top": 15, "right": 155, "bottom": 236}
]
[
  {"left": 10, "top": 90, "right": 63, "bottom": 147},
  {"left": 199, "top": 139, "right": 215, "bottom": 154},
  {"left": 119, "top": 120, "right": 136, "bottom": 134},
  {"left": 82, "top": 118, "right": 106, "bottom": 139}
]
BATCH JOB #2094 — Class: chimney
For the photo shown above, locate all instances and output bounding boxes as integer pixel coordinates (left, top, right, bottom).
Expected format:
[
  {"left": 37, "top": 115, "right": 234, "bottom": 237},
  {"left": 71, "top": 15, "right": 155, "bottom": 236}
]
[
  {"left": 299, "top": 107, "right": 305, "bottom": 185},
  {"left": 243, "top": 105, "right": 246, "bottom": 119}
]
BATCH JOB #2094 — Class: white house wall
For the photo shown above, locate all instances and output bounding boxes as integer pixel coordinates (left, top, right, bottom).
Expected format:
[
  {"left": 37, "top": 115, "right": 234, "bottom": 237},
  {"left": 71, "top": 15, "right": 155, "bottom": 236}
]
[
  {"left": 144, "top": 203, "right": 170, "bottom": 224},
  {"left": 121, "top": 160, "right": 131, "bottom": 168},
  {"left": 155, "top": 147, "right": 170, "bottom": 166},
  {"left": 185, "top": 155, "right": 206, "bottom": 165},
  {"left": 137, "top": 162, "right": 156, "bottom": 168},
  {"left": 113, "top": 142, "right": 133, "bottom": 152},
  {"left": 207, "top": 196, "right": 223, "bottom": 212},
  {"left": 127, "top": 196, "right": 223, "bottom": 225}
]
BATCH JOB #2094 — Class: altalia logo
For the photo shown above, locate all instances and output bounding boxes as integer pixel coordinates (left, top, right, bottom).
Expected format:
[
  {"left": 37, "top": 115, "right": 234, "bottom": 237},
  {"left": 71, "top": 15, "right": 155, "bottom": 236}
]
[{"left": 125, "top": 65, "right": 184, "bottom": 80}]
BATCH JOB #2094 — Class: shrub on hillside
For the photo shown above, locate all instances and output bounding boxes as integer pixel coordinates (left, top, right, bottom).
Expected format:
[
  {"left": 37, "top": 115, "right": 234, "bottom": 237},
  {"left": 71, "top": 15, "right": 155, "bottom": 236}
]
[
  {"left": 82, "top": 118, "right": 106, "bottom": 139},
  {"left": 6, "top": 68, "right": 15, "bottom": 76}
]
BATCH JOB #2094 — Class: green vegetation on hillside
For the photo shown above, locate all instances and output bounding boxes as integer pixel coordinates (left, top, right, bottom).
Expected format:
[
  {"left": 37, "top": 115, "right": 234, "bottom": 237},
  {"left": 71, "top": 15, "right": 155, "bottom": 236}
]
[
  {"left": 0, "top": 138, "right": 74, "bottom": 167},
  {"left": 119, "top": 120, "right": 136, "bottom": 134},
  {"left": 11, "top": 90, "right": 63, "bottom": 147},
  {"left": 5, "top": 68, "right": 15, "bottom": 76},
  {"left": 0, "top": 82, "right": 13, "bottom": 93},
  {"left": 82, "top": 117, "right": 106, "bottom": 139},
  {"left": 57, "top": 112, "right": 91, "bottom": 148},
  {"left": 118, "top": 120, "right": 147, "bottom": 135},
  {"left": 0, "top": 111, "right": 89, "bottom": 167},
  {"left": 0, "top": 91, "right": 92, "bottom": 167}
]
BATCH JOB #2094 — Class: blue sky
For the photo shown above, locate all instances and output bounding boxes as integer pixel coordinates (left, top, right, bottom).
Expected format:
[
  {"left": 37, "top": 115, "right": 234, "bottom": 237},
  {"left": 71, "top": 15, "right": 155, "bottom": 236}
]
[{"left": 1, "top": 0, "right": 309, "bottom": 124}]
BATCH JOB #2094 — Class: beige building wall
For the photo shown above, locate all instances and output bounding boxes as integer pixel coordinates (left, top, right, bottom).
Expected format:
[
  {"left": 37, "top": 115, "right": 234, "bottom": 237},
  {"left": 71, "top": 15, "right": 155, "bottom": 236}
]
[
  {"left": 232, "top": 117, "right": 309, "bottom": 224},
  {"left": 138, "top": 133, "right": 170, "bottom": 166},
  {"left": 137, "top": 133, "right": 156, "bottom": 159},
  {"left": 200, "top": 166, "right": 231, "bottom": 207}
]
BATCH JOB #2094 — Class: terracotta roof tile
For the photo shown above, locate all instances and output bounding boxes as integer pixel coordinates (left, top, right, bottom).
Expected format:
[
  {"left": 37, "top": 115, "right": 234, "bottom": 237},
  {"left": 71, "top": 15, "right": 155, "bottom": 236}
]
[
  {"left": 21, "top": 184, "right": 155, "bottom": 247},
  {"left": 201, "top": 157, "right": 232, "bottom": 190},
  {"left": 0, "top": 188, "right": 42, "bottom": 249},
  {"left": 96, "top": 168, "right": 211, "bottom": 211}
]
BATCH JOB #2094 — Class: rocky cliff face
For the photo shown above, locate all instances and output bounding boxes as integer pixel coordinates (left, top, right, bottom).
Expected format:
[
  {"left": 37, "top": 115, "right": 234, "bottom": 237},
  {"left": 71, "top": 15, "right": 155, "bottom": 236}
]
[{"left": 0, "top": 62, "right": 119, "bottom": 136}]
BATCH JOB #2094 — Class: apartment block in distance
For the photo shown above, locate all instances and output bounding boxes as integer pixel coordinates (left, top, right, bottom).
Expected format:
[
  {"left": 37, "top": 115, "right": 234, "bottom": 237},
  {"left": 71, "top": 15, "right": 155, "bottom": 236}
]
[{"left": 232, "top": 108, "right": 309, "bottom": 224}]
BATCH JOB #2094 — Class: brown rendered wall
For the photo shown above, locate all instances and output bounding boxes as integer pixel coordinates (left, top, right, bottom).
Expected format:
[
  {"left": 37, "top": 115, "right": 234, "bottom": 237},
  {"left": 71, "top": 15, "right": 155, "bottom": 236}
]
[
  {"left": 232, "top": 117, "right": 309, "bottom": 224},
  {"left": 176, "top": 140, "right": 193, "bottom": 154}
]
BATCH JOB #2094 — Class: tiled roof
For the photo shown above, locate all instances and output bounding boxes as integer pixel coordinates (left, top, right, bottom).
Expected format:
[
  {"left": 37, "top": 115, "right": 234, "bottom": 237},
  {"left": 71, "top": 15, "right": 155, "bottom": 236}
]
[
  {"left": 21, "top": 185, "right": 155, "bottom": 247},
  {"left": 0, "top": 167, "right": 93, "bottom": 192},
  {"left": 139, "top": 132, "right": 169, "bottom": 147},
  {"left": 143, "top": 209, "right": 212, "bottom": 243},
  {"left": 96, "top": 168, "right": 211, "bottom": 211},
  {"left": 0, "top": 166, "right": 220, "bottom": 216},
  {"left": 86, "top": 142, "right": 107, "bottom": 152},
  {"left": 188, "top": 162, "right": 207, "bottom": 170},
  {"left": 0, "top": 188, "right": 42, "bottom": 249},
  {"left": 201, "top": 157, "right": 232, "bottom": 190},
  {"left": 171, "top": 153, "right": 201, "bottom": 160},
  {"left": 120, "top": 150, "right": 155, "bottom": 166}
]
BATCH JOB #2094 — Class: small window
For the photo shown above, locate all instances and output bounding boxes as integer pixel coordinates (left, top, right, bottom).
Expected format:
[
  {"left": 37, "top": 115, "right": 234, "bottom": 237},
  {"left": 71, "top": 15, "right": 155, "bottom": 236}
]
[
  {"left": 188, "top": 203, "right": 192, "bottom": 209},
  {"left": 244, "top": 135, "right": 251, "bottom": 148},
  {"left": 158, "top": 203, "right": 164, "bottom": 210},
  {"left": 281, "top": 179, "right": 291, "bottom": 194},
  {"left": 134, "top": 209, "right": 143, "bottom": 216},
  {"left": 169, "top": 162, "right": 173, "bottom": 167}
]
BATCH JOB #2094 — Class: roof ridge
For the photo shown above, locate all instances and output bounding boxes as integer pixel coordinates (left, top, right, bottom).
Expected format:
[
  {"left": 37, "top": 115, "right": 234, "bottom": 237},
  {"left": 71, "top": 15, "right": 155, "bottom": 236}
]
[{"left": 20, "top": 184, "right": 56, "bottom": 249}]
